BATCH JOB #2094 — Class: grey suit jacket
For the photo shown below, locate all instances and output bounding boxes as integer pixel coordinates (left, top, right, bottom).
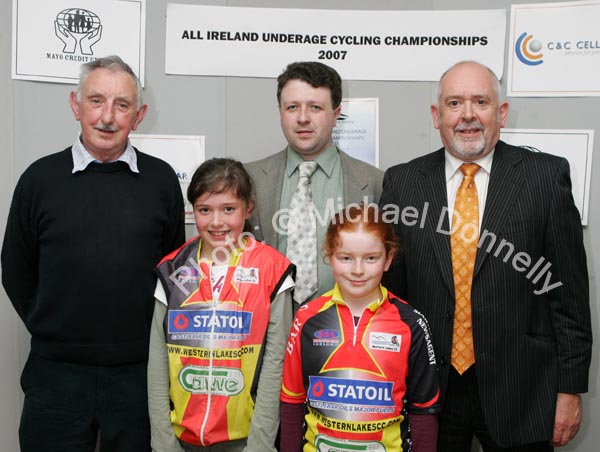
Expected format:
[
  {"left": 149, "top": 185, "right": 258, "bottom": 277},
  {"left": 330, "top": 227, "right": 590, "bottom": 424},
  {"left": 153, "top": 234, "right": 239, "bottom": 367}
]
[
  {"left": 245, "top": 148, "right": 383, "bottom": 246},
  {"left": 380, "top": 141, "right": 592, "bottom": 447}
]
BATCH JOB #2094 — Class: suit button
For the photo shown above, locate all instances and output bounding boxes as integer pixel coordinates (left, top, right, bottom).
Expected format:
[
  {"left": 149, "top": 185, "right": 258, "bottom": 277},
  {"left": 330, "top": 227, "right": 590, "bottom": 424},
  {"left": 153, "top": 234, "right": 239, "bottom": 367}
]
[
  {"left": 440, "top": 357, "right": 448, "bottom": 366},
  {"left": 445, "top": 311, "right": 453, "bottom": 320}
]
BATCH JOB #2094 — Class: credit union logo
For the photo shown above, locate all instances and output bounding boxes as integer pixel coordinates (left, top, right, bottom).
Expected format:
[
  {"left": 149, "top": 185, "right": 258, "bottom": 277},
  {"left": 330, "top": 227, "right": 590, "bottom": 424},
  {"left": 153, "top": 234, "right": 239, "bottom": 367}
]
[{"left": 54, "top": 8, "right": 102, "bottom": 55}]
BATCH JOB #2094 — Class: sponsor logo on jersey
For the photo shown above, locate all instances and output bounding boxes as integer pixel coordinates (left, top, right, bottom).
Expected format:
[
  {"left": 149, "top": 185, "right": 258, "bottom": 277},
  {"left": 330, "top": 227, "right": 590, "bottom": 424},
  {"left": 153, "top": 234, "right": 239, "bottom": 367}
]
[
  {"left": 313, "top": 329, "right": 341, "bottom": 346},
  {"left": 233, "top": 266, "right": 259, "bottom": 284},
  {"left": 174, "top": 265, "right": 200, "bottom": 284},
  {"left": 179, "top": 365, "right": 244, "bottom": 396},
  {"left": 368, "top": 332, "right": 401, "bottom": 352},
  {"left": 168, "top": 310, "right": 252, "bottom": 336},
  {"left": 308, "top": 376, "right": 394, "bottom": 407},
  {"left": 416, "top": 316, "right": 436, "bottom": 365},
  {"left": 314, "top": 434, "right": 385, "bottom": 452}
]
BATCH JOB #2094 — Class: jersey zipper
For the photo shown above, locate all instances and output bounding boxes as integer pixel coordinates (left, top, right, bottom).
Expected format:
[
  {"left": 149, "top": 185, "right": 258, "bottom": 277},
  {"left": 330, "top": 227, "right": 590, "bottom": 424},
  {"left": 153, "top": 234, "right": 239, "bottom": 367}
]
[{"left": 199, "top": 265, "right": 219, "bottom": 446}]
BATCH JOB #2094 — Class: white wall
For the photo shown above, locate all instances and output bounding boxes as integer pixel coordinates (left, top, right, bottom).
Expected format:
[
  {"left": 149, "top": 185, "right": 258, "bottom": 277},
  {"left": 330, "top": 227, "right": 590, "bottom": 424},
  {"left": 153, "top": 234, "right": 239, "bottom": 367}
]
[{"left": 1, "top": 1, "right": 598, "bottom": 451}]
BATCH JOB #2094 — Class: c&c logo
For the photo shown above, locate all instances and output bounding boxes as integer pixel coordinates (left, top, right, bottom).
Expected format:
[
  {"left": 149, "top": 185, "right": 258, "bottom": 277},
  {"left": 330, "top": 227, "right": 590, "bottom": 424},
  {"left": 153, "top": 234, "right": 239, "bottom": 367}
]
[
  {"left": 515, "top": 32, "right": 544, "bottom": 66},
  {"left": 54, "top": 9, "right": 102, "bottom": 55}
]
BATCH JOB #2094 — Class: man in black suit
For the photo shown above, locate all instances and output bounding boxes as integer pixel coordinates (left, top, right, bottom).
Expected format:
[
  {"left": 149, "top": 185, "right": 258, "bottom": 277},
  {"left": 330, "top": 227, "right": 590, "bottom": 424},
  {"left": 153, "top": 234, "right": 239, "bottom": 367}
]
[{"left": 380, "top": 61, "right": 591, "bottom": 451}]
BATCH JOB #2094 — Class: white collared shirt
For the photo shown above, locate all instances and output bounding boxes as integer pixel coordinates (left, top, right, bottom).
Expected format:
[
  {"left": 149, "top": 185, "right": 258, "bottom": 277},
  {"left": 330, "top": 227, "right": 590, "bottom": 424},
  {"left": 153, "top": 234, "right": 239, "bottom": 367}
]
[
  {"left": 445, "top": 149, "right": 495, "bottom": 231},
  {"left": 71, "top": 135, "right": 139, "bottom": 173}
]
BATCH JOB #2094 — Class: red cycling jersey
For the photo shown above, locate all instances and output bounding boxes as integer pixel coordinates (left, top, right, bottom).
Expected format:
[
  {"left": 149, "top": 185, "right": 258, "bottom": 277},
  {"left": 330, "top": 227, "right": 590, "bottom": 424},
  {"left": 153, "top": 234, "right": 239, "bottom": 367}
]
[{"left": 281, "top": 285, "right": 440, "bottom": 452}]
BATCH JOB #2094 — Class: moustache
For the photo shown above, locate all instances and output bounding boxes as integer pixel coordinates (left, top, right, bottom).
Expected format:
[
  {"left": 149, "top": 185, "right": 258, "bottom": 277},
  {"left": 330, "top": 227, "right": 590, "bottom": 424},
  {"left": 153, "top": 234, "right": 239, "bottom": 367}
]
[
  {"left": 94, "top": 124, "right": 118, "bottom": 132},
  {"left": 454, "top": 121, "right": 484, "bottom": 132}
]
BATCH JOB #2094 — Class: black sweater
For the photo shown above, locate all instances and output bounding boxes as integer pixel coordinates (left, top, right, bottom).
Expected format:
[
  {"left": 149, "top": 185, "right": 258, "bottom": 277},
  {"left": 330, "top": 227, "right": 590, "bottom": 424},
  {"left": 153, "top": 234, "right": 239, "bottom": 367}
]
[{"left": 1, "top": 148, "right": 185, "bottom": 365}]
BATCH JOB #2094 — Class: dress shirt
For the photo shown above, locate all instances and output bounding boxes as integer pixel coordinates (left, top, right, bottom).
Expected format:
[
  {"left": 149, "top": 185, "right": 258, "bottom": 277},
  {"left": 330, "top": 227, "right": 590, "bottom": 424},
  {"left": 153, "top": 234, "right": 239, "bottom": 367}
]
[
  {"left": 278, "top": 145, "right": 344, "bottom": 300},
  {"left": 445, "top": 149, "right": 495, "bottom": 231},
  {"left": 71, "top": 135, "right": 139, "bottom": 173}
]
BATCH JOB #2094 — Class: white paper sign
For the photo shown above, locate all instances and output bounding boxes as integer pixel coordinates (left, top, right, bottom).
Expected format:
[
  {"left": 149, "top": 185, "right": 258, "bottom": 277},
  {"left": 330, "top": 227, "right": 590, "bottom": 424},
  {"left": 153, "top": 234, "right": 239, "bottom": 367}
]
[
  {"left": 130, "top": 134, "right": 205, "bottom": 224},
  {"left": 333, "top": 98, "right": 379, "bottom": 168},
  {"left": 12, "top": 0, "right": 146, "bottom": 85},
  {"left": 508, "top": 1, "right": 600, "bottom": 96},
  {"left": 166, "top": 4, "right": 506, "bottom": 81},
  {"left": 501, "top": 129, "right": 594, "bottom": 225}
]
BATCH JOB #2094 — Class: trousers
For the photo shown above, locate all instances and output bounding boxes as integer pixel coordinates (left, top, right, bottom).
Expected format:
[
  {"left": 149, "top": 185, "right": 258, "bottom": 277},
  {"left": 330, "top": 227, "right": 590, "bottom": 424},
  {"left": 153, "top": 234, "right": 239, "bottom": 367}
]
[{"left": 20, "top": 352, "right": 151, "bottom": 452}]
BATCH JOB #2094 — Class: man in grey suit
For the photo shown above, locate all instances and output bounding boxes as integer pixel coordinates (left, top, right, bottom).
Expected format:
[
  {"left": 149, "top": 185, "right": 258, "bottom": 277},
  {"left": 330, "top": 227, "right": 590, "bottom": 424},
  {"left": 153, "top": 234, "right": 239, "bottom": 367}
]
[
  {"left": 380, "top": 61, "right": 591, "bottom": 451},
  {"left": 246, "top": 61, "right": 382, "bottom": 305}
]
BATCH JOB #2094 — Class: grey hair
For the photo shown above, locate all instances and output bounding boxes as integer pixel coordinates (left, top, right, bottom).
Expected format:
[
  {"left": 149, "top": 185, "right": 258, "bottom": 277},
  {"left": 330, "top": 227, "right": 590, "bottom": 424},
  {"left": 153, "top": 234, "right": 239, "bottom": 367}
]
[
  {"left": 76, "top": 55, "right": 143, "bottom": 109},
  {"left": 435, "top": 60, "right": 503, "bottom": 105}
]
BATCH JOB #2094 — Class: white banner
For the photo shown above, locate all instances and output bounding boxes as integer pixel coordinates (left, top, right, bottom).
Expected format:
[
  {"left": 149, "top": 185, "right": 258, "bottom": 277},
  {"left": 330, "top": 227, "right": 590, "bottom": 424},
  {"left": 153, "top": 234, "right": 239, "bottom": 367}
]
[
  {"left": 12, "top": 0, "right": 146, "bottom": 85},
  {"left": 165, "top": 4, "right": 506, "bottom": 81},
  {"left": 508, "top": 1, "right": 600, "bottom": 97}
]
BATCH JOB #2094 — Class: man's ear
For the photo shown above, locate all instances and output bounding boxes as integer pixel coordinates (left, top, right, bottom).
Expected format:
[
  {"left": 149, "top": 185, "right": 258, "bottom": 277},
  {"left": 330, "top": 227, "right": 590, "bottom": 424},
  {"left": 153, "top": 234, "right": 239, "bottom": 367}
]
[
  {"left": 131, "top": 104, "right": 148, "bottom": 131},
  {"left": 430, "top": 104, "right": 440, "bottom": 129},
  {"left": 69, "top": 92, "right": 81, "bottom": 121},
  {"left": 499, "top": 101, "right": 509, "bottom": 128},
  {"left": 333, "top": 104, "right": 342, "bottom": 121}
]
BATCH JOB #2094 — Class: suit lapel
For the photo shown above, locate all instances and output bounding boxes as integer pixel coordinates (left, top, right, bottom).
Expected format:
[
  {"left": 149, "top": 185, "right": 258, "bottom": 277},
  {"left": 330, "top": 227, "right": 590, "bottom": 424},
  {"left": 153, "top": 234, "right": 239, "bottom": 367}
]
[
  {"left": 340, "top": 150, "right": 370, "bottom": 203},
  {"left": 419, "top": 149, "right": 455, "bottom": 296},
  {"left": 475, "top": 141, "right": 525, "bottom": 276},
  {"left": 254, "top": 150, "right": 286, "bottom": 246}
]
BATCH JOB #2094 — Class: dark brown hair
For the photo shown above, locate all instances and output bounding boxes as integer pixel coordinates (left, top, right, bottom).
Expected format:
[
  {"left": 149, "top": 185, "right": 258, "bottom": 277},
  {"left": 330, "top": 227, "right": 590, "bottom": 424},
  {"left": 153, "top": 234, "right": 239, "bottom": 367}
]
[
  {"left": 187, "top": 158, "right": 254, "bottom": 233},
  {"left": 187, "top": 158, "right": 253, "bottom": 205},
  {"left": 277, "top": 61, "right": 342, "bottom": 109}
]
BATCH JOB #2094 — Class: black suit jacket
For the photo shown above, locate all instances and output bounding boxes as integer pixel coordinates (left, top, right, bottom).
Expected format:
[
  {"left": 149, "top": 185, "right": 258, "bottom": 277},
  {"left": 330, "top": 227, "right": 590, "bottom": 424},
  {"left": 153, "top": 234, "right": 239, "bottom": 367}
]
[{"left": 380, "top": 141, "right": 592, "bottom": 447}]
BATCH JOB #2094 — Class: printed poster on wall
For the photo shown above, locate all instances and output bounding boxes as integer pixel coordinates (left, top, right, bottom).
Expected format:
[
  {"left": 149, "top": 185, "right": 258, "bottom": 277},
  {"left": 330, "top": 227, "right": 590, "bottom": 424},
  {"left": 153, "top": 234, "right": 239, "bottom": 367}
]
[
  {"left": 500, "top": 129, "right": 594, "bottom": 224},
  {"left": 12, "top": 0, "right": 146, "bottom": 85},
  {"left": 333, "top": 98, "right": 379, "bottom": 168},
  {"left": 508, "top": 1, "right": 600, "bottom": 96},
  {"left": 166, "top": 4, "right": 506, "bottom": 81},
  {"left": 130, "top": 134, "right": 205, "bottom": 224}
]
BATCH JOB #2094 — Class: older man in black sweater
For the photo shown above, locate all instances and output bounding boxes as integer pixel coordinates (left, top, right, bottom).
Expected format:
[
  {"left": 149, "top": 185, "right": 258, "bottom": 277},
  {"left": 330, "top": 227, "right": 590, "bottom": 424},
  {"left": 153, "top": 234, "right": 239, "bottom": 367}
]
[{"left": 1, "top": 55, "right": 185, "bottom": 452}]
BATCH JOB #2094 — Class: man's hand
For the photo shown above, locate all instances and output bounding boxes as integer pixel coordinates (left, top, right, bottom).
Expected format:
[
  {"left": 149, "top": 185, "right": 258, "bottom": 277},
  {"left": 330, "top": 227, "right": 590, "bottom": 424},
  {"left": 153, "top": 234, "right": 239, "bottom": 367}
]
[{"left": 551, "top": 393, "right": 582, "bottom": 447}]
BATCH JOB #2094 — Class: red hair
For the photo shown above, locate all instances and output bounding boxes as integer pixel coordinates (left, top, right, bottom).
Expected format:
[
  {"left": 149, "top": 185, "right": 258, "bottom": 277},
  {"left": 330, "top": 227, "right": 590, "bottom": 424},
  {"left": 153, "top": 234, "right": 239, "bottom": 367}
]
[{"left": 323, "top": 204, "right": 399, "bottom": 258}]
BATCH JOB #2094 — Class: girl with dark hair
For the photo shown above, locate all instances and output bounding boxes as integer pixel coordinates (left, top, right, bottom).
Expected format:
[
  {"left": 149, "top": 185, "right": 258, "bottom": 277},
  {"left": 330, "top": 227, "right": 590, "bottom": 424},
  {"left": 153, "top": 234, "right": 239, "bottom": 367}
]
[{"left": 148, "top": 158, "right": 295, "bottom": 452}]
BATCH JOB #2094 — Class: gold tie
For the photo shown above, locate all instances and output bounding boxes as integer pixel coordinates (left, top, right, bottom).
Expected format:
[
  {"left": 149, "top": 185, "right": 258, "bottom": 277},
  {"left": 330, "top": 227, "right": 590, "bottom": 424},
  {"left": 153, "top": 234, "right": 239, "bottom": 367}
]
[{"left": 451, "top": 163, "right": 480, "bottom": 374}]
